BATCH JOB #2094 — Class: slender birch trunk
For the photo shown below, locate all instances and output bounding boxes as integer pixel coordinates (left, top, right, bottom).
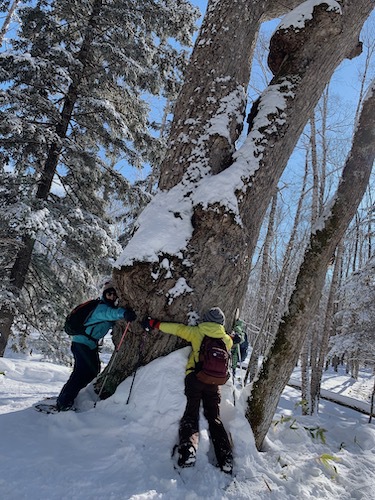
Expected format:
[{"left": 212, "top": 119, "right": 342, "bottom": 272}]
[
  {"left": 0, "top": 0, "right": 20, "bottom": 45},
  {"left": 310, "top": 242, "right": 344, "bottom": 414}
]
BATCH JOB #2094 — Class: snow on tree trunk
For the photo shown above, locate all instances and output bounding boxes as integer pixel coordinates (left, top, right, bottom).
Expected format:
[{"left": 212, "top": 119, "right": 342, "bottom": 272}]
[
  {"left": 97, "top": 1, "right": 373, "bottom": 404},
  {"left": 246, "top": 78, "right": 375, "bottom": 450}
]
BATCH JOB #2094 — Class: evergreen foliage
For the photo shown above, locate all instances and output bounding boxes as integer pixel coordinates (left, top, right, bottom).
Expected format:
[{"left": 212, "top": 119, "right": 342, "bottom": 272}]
[{"left": 0, "top": 0, "right": 199, "bottom": 356}]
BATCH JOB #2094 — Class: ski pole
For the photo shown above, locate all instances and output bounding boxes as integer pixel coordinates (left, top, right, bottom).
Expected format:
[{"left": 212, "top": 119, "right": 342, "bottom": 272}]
[
  {"left": 237, "top": 344, "right": 244, "bottom": 388},
  {"left": 230, "top": 352, "right": 236, "bottom": 406},
  {"left": 126, "top": 331, "right": 146, "bottom": 404},
  {"left": 95, "top": 321, "right": 130, "bottom": 405}
]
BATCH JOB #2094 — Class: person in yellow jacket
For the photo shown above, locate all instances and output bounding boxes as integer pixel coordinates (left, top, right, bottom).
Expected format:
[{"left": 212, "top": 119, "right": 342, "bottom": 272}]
[{"left": 142, "top": 307, "right": 234, "bottom": 474}]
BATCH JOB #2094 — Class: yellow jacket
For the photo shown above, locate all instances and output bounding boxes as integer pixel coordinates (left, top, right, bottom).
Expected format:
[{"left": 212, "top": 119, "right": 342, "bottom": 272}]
[{"left": 159, "top": 322, "right": 233, "bottom": 375}]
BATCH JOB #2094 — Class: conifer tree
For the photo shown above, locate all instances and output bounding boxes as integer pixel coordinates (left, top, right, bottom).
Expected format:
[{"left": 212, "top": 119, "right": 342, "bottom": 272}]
[{"left": 0, "top": 0, "right": 198, "bottom": 355}]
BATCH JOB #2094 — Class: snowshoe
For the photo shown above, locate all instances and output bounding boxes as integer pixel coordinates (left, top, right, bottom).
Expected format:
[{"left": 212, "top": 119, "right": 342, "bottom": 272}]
[
  {"left": 177, "top": 443, "right": 196, "bottom": 468},
  {"left": 34, "top": 403, "right": 61, "bottom": 414},
  {"left": 34, "top": 397, "right": 75, "bottom": 414}
]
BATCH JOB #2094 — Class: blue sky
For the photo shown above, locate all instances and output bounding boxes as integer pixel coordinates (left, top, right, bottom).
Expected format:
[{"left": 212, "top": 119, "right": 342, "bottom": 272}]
[{"left": 191, "top": 0, "right": 208, "bottom": 16}]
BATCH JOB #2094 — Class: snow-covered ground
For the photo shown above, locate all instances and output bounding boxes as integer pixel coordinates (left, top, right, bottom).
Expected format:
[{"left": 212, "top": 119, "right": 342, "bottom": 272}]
[{"left": 1, "top": 346, "right": 374, "bottom": 500}]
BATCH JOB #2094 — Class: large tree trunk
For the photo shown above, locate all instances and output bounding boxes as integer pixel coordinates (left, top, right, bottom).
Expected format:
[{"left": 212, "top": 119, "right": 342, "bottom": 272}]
[
  {"left": 158, "top": 0, "right": 303, "bottom": 191},
  {"left": 246, "top": 78, "right": 375, "bottom": 450},
  {"left": 0, "top": 0, "right": 102, "bottom": 356},
  {"left": 101, "top": 0, "right": 372, "bottom": 397}
]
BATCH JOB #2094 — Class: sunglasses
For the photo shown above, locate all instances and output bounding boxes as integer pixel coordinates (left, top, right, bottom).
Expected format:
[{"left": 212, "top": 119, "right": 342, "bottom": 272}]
[{"left": 105, "top": 290, "right": 117, "bottom": 297}]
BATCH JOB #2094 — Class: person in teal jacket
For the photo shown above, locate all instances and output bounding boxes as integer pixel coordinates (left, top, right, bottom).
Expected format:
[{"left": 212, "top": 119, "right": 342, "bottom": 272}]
[
  {"left": 56, "top": 280, "right": 136, "bottom": 411},
  {"left": 142, "top": 307, "right": 234, "bottom": 474}
]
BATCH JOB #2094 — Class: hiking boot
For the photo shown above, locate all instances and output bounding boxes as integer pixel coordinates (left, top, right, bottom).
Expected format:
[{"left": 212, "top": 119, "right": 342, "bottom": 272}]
[{"left": 178, "top": 444, "right": 196, "bottom": 468}]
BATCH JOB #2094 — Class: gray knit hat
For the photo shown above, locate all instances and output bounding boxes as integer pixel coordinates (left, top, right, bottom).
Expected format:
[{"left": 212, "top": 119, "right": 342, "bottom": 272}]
[
  {"left": 102, "top": 279, "right": 117, "bottom": 295},
  {"left": 202, "top": 307, "right": 225, "bottom": 325}
]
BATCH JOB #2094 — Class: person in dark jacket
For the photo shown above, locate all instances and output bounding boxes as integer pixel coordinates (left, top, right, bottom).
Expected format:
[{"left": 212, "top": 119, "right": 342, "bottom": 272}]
[
  {"left": 56, "top": 280, "right": 136, "bottom": 411},
  {"left": 230, "top": 319, "right": 245, "bottom": 377},
  {"left": 142, "top": 307, "right": 234, "bottom": 474}
]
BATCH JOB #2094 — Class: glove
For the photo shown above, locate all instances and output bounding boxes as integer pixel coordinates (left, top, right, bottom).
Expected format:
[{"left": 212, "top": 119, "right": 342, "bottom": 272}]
[
  {"left": 231, "top": 333, "right": 241, "bottom": 344},
  {"left": 142, "top": 317, "right": 160, "bottom": 332},
  {"left": 124, "top": 308, "right": 137, "bottom": 322}
]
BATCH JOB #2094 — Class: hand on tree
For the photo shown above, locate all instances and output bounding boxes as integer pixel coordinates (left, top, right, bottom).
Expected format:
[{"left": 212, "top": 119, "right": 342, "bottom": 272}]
[{"left": 142, "top": 317, "right": 160, "bottom": 332}]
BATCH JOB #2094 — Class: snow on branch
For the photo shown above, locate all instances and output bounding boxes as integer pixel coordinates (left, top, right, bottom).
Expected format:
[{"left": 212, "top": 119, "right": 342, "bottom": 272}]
[{"left": 278, "top": 0, "right": 341, "bottom": 31}]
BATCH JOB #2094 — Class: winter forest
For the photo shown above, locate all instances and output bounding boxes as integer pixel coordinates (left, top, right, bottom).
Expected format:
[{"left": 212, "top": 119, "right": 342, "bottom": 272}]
[{"left": 1, "top": 0, "right": 375, "bottom": 480}]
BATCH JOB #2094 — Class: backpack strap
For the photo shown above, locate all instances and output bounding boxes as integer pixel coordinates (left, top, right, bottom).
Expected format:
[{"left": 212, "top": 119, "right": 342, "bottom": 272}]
[
  {"left": 73, "top": 305, "right": 100, "bottom": 342},
  {"left": 76, "top": 329, "right": 98, "bottom": 343},
  {"left": 194, "top": 335, "right": 207, "bottom": 372}
]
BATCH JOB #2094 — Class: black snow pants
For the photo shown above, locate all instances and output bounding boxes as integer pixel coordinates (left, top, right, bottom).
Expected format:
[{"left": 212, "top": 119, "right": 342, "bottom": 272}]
[
  {"left": 57, "top": 342, "right": 100, "bottom": 408},
  {"left": 179, "top": 372, "right": 232, "bottom": 467}
]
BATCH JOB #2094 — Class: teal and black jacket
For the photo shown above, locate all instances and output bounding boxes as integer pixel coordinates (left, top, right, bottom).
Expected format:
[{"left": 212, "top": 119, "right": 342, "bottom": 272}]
[{"left": 71, "top": 301, "right": 127, "bottom": 350}]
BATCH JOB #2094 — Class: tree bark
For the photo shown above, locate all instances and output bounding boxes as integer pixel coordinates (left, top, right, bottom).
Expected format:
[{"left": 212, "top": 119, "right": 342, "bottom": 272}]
[
  {"left": 246, "top": 78, "right": 375, "bottom": 450},
  {"left": 158, "top": 0, "right": 303, "bottom": 191}
]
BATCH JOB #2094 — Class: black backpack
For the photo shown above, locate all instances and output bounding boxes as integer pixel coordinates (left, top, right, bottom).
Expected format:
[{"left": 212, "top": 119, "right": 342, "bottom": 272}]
[
  {"left": 196, "top": 336, "right": 230, "bottom": 385},
  {"left": 64, "top": 299, "right": 100, "bottom": 338}
]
